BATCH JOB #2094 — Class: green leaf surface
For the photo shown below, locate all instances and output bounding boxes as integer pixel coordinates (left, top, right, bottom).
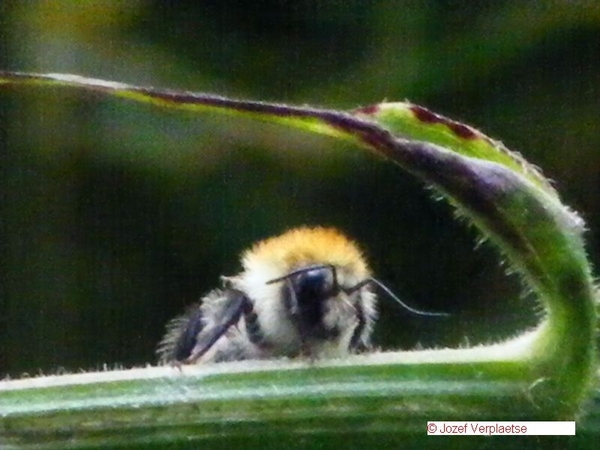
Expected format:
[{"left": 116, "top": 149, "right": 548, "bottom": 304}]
[{"left": 0, "top": 71, "right": 596, "bottom": 449}]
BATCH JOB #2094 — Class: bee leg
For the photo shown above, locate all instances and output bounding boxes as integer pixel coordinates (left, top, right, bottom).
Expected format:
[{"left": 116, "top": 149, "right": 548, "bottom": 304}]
[
  {"left": 349, "top": 302, "right": 368, "bottom": 352},
  {"left": 170, "top": 360, "right": 184, "bottom": 371},
  {"left": 243, "top": 302, "right": 267, "bottom": 347},
  {"left": 183, "top": 289, "right": 248, "bottom": 364}
]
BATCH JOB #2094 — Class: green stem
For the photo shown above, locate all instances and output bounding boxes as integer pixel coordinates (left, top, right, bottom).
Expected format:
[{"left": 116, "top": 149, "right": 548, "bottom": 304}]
[{"left": 0, "top": 357, "right": 546, "bottom": 449}]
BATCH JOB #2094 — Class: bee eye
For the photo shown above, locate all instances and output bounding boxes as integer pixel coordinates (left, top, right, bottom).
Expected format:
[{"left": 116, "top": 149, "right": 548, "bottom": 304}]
[
  {"left": 266, "top": 263, "right": 339, "bottom": 295},
  {"left": 294, "top": 268, "right": 334, "bottom": 297}
]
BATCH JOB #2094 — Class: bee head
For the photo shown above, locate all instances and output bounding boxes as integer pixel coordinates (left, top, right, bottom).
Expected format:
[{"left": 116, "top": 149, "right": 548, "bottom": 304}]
[
  {"left": 235, "top": 227, "right": 372, "bottom": 346},
  {"left": 266, "top": 264, "right": 341, "bottom": 336}
]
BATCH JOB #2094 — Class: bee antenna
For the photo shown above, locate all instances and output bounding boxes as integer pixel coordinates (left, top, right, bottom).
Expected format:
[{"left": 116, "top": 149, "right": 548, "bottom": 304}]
[
  {"left": 349, "top": 278, "right": 450, "bottom": 318},
  {"left": 266, "top": 264, "right": 337, "bottom": 285}
]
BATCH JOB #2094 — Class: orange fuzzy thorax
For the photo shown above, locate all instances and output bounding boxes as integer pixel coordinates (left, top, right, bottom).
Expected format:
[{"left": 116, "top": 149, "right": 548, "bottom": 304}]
[{"left": 242, "top": 227, "right": 370, "bottom": 278}]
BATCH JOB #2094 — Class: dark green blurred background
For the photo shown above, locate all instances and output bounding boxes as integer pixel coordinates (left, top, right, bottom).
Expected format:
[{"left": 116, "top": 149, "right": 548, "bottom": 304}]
[{"left": 0, "top": 1, "right": 599, "bottom": 378}]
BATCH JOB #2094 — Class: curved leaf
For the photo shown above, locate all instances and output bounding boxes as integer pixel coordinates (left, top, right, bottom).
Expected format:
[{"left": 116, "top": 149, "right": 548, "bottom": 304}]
[{"left": 0, "top": 71, "right": 596, "bottom": 449}]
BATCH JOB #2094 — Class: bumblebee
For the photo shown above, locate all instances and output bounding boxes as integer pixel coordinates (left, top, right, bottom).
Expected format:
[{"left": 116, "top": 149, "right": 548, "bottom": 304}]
[{"left": 157, "top": 226, "right": 441, "bottom": 364}]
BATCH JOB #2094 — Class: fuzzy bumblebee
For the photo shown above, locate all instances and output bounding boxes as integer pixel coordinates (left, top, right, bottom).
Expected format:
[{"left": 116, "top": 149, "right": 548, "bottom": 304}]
[{"left": 157, "top": 227, "right": 441, "bottom": 364}]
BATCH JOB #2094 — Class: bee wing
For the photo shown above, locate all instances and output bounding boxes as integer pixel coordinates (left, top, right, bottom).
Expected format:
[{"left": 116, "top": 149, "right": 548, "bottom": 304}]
[{"left": 157, "top": 289, "right": 248, "bottom": 364}]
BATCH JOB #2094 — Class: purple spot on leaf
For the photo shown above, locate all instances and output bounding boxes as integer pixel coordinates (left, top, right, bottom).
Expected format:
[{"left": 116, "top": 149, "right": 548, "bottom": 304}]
[
  {"left": 410, "top": 105, "right": 478, "bottom": 140},
  {"left": 353, "top": 104, "right": 380, "bottom": 115}
]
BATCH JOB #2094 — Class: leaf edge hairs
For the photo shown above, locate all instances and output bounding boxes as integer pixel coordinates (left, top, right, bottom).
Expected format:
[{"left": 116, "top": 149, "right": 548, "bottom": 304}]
[{"left": 157, "top": 226, "right": 446, "bottom": 365}]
